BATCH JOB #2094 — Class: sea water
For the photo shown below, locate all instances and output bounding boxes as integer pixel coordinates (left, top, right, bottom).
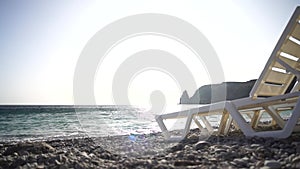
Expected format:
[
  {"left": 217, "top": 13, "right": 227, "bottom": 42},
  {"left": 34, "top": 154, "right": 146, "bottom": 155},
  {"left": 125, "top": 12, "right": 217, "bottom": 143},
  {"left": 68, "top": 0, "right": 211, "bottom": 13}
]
[
  {"left": 0, "top": 105, "right": 162, "bottom": 142},
  {"left": 0, "top": 105, "right": 291, "bottom": 142}
]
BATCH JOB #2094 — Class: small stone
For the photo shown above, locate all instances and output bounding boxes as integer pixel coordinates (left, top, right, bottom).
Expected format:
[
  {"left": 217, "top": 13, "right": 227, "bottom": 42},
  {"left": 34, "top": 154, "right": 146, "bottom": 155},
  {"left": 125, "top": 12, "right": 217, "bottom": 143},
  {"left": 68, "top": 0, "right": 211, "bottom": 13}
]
[
  {"left": 80, "top": 152, "right": 90, "bottom": 159},
  {"left": 37, "top": 154, "right": 47, "bottom": 164},
  {"left": 26, "top": 163, "right": 33, "bottom": 168},
  {"left": 10, "top": 158, "right": 26, "bottom": 168},
  {"left": 165, "top": 153, "right": 173, "bottom": 159},
  {"left": 55, "top": 159, "right": 61, "bottom": 165},
  {"left": 194, "top": 141, "right": 210, "bottom": 150},
  {"left": 184, "top": 145, "right": 193, "bottom": 151},
  {"left": 260, "top": 167, "right": 271, "bottom": 169},
  {"left": 292, "top": 156, "right": 300, "bottom": 163},
  {"left": 89, "top": 153, "right": 96, "bottom": 158},
  {"left": 59, "top": 164, "right": 69, "bottom": 169},
  {"left": 40, "top": 142, "right": 55, "bottom": 152},
  {"left": 187, "top": 154, "right": 195, "bottom": 160},
  {"left": 18, "top": 150, "right": 29, "bottom": 156},
  {"left": 264, "top": 160, "right": 281, "bottom": 169},
  {"left": 160, "top": 159, "right": 167, "bottom": 163},
  {"left": 292, "top": 156, "right": 300, "bottom": 168},
  {"left": 91, "top": 160, "right": 101, "bottom": 166},
  {"left": 286, "top": 164, "right": 292, "bottom": 168},
  {"left": 230, "top": 161, "right": 237, "bottom": 166},
  {"left": 289, "top": 154, "right": 296, "bottom": 162},
  {"left": 174, "top": 160, "right": 197, "bottom": 166},
  {"left": 59, "top": 154, "right": 68, "bottom": 163},
  {"left": 100, "top": 152, "right": 111, "bottom": 160},
  {"left": 153, "top": 164, "right": 172, "bottom": 169},
  {"left": 74, "top": 162, "right": 84, "bottom": 169},
  {"left": 175, "top": 151, "right": 184, "bottom": 158},
  {"left": 292, "top": 141, "right": 300, "bottom": 146},
  {"left": 187, "top": 133, "right": 199, "bottom": 144},
  {"left": 27, "top": 155, "right": 36, "bottom": 163},
  {"left": 146, "top": 160, "right": 152, "bottom": 165},
  {"left": 209, "top": 158, "right": 217, "bottom": 162},
  {"left": 214, "top": 148, "right": 227, "bottom": 153},
  {"left": 170, "top": 143, "right": 184, "bottom": 152},
  {"left": 242, "top": 157, "right": 249, "bottom": 161},
  {"left": 57, "top": 150, "right": 67, "bottom": 154},
  {"left": 250, "top": 144, "right": 261, "bottom": 148},
  {"left": 6, "top": 156, "right": 14, "bottom": 162},
  {"left": 37, "top": 164, "right": 45, "bottom": 169},
  {"left": 233, "top": 158, "right": 247, "bottom": 167},
  {"left": 256, "top": 161, "right": 264, "bottom": 167}
]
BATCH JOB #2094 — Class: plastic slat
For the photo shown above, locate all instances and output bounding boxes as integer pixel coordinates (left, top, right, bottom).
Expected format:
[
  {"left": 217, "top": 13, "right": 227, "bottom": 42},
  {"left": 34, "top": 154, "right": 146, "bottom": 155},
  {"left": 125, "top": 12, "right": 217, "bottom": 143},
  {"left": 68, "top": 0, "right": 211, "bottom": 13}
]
[
  {"left": 264, "top": 70, "right": 294, "bottom": 84},
  {"left": 281, "top": 40, "right": 300, "bottom": 58},
  {"left": 291, "top": 23, "right": 300, "bottom": 40},
  {"left": 273, "top": 56, "right": 299, "bottom": 70},
  {"left": 257, "top": 83, "right": 285, "bottom": 96}
]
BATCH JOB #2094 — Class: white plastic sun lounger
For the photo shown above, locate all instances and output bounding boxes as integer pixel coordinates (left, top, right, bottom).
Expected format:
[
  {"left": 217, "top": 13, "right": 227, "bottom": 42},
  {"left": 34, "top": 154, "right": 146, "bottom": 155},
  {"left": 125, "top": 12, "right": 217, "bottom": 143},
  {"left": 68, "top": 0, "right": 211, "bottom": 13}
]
[{"left": 156, "top": 6, "right": 300, "bottom": 139}]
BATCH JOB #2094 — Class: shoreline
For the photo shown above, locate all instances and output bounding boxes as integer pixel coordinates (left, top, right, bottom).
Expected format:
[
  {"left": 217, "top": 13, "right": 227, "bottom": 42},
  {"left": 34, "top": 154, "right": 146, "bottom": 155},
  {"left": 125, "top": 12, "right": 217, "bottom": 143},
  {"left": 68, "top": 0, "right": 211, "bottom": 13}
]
[{"left": 1, "top": 129, "right": 300, "bottom": 168}]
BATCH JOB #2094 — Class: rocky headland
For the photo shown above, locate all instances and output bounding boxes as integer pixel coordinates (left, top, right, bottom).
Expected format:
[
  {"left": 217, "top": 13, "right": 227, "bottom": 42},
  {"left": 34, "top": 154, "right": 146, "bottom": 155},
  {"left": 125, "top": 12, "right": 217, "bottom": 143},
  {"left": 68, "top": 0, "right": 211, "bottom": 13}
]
[{"left": 180, "top": 80, "right": 257, "bottom": 104}]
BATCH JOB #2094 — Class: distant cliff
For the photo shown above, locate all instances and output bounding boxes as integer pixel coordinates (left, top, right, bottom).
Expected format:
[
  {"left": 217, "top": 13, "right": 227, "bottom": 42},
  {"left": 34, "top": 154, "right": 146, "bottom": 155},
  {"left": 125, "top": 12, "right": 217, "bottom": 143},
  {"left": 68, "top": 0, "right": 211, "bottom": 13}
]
[{"left": 180, "top": 80, "right": 256, "bottom": 104}]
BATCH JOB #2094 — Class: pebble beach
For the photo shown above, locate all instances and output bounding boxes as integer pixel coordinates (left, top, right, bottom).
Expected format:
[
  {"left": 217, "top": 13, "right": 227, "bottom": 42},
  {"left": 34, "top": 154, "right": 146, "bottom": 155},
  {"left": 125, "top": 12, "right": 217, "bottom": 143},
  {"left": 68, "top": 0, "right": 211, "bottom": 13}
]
[{"left": 1, "top": 129, "right": 300, "bottom": 169}]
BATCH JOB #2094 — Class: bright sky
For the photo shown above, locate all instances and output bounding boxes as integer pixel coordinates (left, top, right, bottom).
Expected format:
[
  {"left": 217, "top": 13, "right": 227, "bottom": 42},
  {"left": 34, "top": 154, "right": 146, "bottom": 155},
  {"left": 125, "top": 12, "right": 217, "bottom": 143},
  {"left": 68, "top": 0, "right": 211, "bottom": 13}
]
[{"left": 0, "top": 0, "right": 299, "bottom": 105}]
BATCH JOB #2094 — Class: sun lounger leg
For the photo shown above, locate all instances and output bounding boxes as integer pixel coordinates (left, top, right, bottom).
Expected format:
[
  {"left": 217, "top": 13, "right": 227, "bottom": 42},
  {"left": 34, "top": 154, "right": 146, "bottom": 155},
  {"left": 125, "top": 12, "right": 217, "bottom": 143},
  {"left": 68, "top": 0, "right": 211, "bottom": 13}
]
[
  {"left": 194, "top": 116, "right": 212, "bottom": 134},
  {"left": 251, "top": 110, "right": 261, "bottom": 128},
  {"left": 282, "top": 99, "right": 300, "bottom": 136},
  {"left": 218, "top": 111, "right": 229, "bottom": 135},
  {"left": 271, "top": 119, "right": 277, "bottom": 126},
  {"left": 224, "top": 114, "right": 233, "bottom": 135},
  {"left": 263, "top": 106, "right": 285, "bottom": 128},
  {"left": 232, "top": 120, "right": 239, "bottom": 130},
  {"left": 226, "top": 102, "right": 255, "bottom": 137},
  {"left": 249, "top": 98, "right": 300, "bottom": 138},
  {"left": 200, "top": 116, "right": 214, "bottom": 132},
  {"left": 183, "top": 114, "right": 193, "bottom": 137},
  {"left": 155, "top": 115, "right": 170, "bottom": 138},
  {"left": 192, "top": 116, "right": 205, "bottom": 131},
  {"left": 246, "top": 113, "right": 252, "bottom": 119}
]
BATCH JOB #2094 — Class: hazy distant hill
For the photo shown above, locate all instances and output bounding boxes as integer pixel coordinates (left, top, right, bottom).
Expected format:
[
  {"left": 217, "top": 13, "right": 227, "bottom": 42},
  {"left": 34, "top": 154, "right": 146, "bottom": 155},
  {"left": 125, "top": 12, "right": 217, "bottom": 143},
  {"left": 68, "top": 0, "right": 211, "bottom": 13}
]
[{"left": 180, "top": 80, "right": 256, "bottom": 104}]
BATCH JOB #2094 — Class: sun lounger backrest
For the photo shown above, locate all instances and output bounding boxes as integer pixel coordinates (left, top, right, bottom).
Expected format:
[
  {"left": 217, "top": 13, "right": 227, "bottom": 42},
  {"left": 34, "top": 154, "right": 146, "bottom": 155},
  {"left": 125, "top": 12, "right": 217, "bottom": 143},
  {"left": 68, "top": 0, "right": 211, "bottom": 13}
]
[{"left": 250, "top": 7, "right": 300, "bottom": 99}]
